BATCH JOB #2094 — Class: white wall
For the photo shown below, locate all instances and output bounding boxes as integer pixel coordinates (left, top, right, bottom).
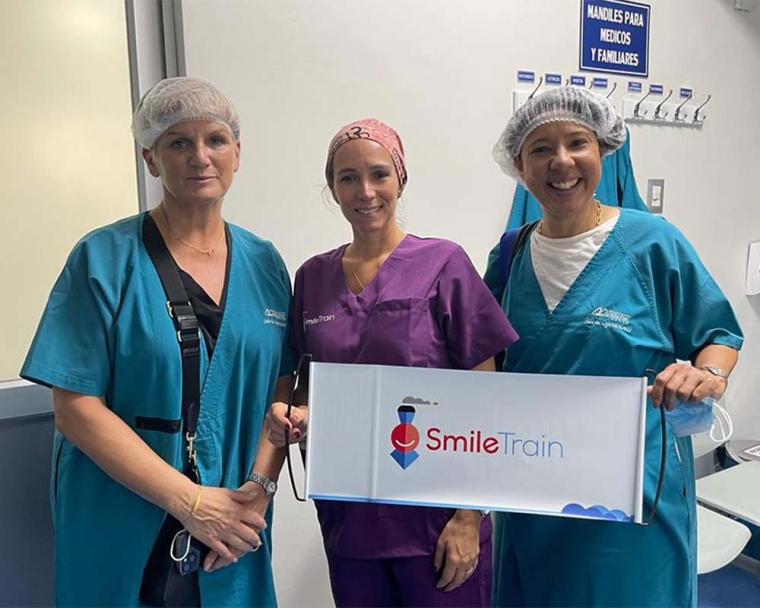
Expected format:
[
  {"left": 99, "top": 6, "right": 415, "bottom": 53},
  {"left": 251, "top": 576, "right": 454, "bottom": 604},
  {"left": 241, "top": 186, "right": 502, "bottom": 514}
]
[
  {"left": 0, "top": 1, "right": 138, "bottom": 604},
  {"left": 621, "top": 0, "right": 760, "bottom": 444},
  {"left": 179, "top": 1, "right": 760, "bottom": 605},
  {"left": 0, "top": 0, "right": 138, "bottom": 382}
]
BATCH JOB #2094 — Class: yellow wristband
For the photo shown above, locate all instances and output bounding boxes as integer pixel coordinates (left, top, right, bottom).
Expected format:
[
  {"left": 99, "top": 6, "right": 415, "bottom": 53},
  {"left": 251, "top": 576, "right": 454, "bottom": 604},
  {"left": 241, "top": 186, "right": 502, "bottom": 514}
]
[{"left": 183, "top": 486, "right": 202, "bottom": 522}]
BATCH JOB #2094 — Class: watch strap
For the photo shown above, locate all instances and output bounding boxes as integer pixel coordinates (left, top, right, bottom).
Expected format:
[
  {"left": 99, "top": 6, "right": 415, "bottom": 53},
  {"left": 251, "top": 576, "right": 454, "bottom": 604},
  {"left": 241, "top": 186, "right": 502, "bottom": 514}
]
[
  {"left": 247, "top": 472, "right": 277, "bottom": 495},
  {"left": 699, "top": 365, "right": 729, "bottom": 382}
]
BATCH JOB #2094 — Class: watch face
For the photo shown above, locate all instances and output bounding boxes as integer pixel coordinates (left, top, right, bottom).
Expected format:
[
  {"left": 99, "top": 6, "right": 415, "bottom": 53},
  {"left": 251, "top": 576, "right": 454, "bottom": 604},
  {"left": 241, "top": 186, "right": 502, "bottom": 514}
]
[{"left": 249, "top": 473, "right": 276, "bottom": 495}]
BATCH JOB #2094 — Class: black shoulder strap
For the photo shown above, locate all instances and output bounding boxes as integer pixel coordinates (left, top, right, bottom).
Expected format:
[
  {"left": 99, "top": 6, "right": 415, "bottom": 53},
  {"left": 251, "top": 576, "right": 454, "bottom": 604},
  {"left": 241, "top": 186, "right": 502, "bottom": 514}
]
[
  {"left": 142, "top": 216, "right": 201, "bottom": 450},
  {"left": 507, "top": 220, "right": 540, "bottom": 277}
]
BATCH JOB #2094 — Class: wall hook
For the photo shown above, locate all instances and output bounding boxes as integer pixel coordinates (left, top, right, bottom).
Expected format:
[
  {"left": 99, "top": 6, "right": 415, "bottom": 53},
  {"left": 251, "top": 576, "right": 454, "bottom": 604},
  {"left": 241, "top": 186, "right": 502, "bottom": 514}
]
[
  {"left": 527, "top": 76, "right": 544, "bottom": 101},
  {"left": 633, "top": 89, "right": 653, "bottom": 119},
  {"left": 654, "top": 89, "right": 673, "bottom": 120},
  {"left": 606, "top": 82, "right": 618, "bottom": 99},
  {"left": 693, "top": 94, "right": 712, "bottom": 125},
  {"left": 674, "top": 93, "right": 693, "bottom": 123}
]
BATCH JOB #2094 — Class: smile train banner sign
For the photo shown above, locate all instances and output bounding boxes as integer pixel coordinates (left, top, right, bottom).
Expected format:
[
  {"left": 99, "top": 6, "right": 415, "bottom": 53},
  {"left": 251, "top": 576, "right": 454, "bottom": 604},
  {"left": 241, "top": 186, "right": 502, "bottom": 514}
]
[{"left": 305, "top": 363, "right": 648, "bottom": 524}]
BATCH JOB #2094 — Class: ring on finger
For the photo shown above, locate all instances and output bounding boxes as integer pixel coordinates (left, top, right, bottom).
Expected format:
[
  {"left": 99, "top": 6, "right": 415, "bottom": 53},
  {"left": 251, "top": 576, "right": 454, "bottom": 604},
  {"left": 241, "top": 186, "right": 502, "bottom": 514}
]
[{"left": 465, "top": 567, "right": 475, "bottom": 575}]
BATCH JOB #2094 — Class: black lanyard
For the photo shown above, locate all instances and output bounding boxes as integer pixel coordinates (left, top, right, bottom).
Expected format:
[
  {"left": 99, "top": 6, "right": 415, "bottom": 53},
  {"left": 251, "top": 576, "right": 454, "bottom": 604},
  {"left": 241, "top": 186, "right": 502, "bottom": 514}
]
[{"left": 143, "top": 217, "right": 201, "bottom": 482}]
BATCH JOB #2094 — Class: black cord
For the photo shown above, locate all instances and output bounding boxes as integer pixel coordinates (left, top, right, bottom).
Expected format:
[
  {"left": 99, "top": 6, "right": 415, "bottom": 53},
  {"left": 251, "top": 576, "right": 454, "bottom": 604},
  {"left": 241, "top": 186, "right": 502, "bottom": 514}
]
[
  {"left": 285, "top": 354, "right": 312, "bottom": 502},
  {"left": 644, "top": 404, "right": 667, "bottom": 525},
  {"left": 643, "top": 369, "right": 667, "bottom": 526},
  {"left": 284, "top": 430, "right": 306, "bottom": 502}
]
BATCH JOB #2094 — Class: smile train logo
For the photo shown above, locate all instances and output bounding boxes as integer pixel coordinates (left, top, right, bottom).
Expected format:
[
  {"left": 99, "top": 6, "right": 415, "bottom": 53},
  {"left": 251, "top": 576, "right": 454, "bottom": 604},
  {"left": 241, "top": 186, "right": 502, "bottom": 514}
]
[
  {"left": 390, "top": 405, "right": 420, "bottom": 469},
  {"left": 390, "top": 396, "right": 438, "bottom": 469}
]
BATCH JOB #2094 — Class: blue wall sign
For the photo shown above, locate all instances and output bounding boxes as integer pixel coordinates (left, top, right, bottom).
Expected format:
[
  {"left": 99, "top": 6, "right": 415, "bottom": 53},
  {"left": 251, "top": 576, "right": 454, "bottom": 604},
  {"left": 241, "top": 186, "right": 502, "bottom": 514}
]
[
  {"left": 591, "top": 77, "right": 609, "bottom": 88},
  {"left": 570, "top": 75, "right": 587, "bottom": 86},
  {"left": 580, "top": 0, "right": 650, "bottom": 77},
  {"left": 517, "top": 70, "right": 536, "bottom": 83},
  {"left": 680, "top": 87, "right": 693, "bottom": 98},
  {"left": 628, "top": 81, "right": 642, "bottom": 92},
  {"left": 649, "top": 84, "right": 663, "bottom": 94},
  {"left": 546, "top": 73, "right": 563, "bottom": 85}
]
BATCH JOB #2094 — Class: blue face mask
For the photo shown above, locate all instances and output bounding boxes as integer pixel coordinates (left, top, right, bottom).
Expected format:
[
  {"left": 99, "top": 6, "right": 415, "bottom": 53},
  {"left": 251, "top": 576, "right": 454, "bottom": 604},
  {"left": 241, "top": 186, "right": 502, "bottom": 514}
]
[
  {"left": 665, "top": 397, "right": 714, "bottom": 437},
  {"left": 665, "top": 397, "right": 733, "bottom": 441}
]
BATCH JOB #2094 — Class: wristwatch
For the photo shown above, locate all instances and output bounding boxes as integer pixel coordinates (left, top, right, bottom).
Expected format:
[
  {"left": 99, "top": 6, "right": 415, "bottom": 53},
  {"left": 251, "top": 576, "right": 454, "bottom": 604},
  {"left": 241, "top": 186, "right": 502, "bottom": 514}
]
[
  {"left": 247, "top": 472, "right": 277, "bottom": 496},
  {"left": 699, "top": 365, "right": 729, "bottom": 384}
]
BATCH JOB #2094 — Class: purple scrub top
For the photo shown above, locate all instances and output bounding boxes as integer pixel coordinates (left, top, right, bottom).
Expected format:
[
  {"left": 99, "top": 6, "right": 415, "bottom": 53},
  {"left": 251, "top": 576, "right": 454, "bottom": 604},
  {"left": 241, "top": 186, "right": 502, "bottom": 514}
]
[{"left": 291, "top": 235, "right": 517, "bottom": 558}]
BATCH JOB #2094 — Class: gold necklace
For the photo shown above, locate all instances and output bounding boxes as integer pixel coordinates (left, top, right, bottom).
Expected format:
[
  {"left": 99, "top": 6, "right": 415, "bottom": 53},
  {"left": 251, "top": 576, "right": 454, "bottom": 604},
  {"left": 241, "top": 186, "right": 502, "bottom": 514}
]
[
  {"left": 351, "top": 265, "right": 366, "bottom": 291},
  {"left": 345, "top": 245, "right": 367, "bottom": 291},
  {"left": 538, "top": 200, "right": 602, "bottom": 236},
  {"left": 160, "top": 204, "right": 225, "bottom": 256},
  {"left": 345, "top": 244, "right": 373, "bottom": 292}
]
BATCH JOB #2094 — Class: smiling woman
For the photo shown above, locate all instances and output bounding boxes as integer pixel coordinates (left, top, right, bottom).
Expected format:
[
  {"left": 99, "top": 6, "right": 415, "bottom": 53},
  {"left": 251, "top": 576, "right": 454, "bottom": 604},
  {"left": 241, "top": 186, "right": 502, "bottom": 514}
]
[
  {"left": 515, "top": 122, "right": 603, "bottom": 237},
  {"left": 486, "top": 86, "right": 743, "bottom": 607},
  {"left": 264, "top": 117, "right": 519, "bottom": 607}
]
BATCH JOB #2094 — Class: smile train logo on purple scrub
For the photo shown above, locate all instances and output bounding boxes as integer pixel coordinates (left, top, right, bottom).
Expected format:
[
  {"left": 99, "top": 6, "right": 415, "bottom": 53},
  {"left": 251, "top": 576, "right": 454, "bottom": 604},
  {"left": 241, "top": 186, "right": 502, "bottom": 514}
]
[{"left": 390, "top": 396, "right": 438, "bottom": 469}]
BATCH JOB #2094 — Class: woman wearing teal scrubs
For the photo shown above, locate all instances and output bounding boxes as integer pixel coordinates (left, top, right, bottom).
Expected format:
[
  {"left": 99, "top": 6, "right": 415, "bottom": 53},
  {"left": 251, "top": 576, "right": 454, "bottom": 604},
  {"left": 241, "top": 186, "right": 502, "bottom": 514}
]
[
  {"left": 485, "top": 86, "right": 742, "bottom": 607},
  {"left": 21, "top": 77, "right": 292, "bottom": 607}
]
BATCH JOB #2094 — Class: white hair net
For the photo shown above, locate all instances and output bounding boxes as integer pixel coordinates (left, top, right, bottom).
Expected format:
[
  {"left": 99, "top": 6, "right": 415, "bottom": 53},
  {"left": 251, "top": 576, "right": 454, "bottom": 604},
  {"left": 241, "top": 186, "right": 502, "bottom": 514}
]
[
  {"left": 131, "top": 77, "right": 240, "bottom": 149},
  {"left": 492, "top": 86, "right": 626, "bottom": 180}
]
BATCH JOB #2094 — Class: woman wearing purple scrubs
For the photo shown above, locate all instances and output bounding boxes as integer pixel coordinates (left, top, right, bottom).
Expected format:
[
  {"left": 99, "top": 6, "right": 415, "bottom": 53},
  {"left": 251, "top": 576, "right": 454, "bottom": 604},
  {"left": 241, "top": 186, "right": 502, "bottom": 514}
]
[{"left": 268, "top": 118, "right": 518, "bottom": 607}]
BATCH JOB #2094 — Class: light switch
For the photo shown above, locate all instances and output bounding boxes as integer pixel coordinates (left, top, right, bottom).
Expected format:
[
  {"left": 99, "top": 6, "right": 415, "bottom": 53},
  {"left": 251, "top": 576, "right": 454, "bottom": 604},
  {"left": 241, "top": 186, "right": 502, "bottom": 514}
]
[
  {"left": 513, "top": 90, "right": 530, "bottom": 114},
  {"left": 747, "top": 242, "right": 760, "bottom": 296},
  {"left": 647, "top": 179, "right": 665, "bottom": 214}
]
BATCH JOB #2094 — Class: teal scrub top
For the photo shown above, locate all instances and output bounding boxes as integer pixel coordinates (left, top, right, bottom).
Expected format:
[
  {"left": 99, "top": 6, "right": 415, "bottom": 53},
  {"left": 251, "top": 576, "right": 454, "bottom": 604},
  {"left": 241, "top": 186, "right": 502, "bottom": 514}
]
[
  {"left": 485, "top": 209, "right": 743, "bottom": 607},
  {"left": 21, "top": 213, "right": 294, "bottom": 607}
]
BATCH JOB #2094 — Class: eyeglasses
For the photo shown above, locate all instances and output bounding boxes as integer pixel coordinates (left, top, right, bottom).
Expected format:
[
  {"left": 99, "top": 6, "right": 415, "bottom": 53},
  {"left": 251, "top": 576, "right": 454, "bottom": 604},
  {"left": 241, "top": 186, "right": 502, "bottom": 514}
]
[{"left": 285, "top": 353, "right": 312, "bottom": 502}]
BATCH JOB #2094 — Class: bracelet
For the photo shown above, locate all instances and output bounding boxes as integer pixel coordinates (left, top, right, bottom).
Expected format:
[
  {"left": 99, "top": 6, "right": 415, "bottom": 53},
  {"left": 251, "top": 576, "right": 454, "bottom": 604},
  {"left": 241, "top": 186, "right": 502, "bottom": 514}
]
[
  {"left": 699, "top": 365, "right": 729, "bottom": 385},
  {"left": 182, "top": 486, "right": 203, "bottom": 522}
]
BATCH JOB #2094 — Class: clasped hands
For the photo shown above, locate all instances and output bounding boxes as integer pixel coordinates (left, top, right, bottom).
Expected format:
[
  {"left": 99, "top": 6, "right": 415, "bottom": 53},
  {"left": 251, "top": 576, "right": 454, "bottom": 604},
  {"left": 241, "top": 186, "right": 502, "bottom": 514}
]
[
  {"left": 191, "top": 401, "right": 308, "bottom": 574},
  {"left": 178, "top": 481, "right": 271, "bottom": 573}
]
